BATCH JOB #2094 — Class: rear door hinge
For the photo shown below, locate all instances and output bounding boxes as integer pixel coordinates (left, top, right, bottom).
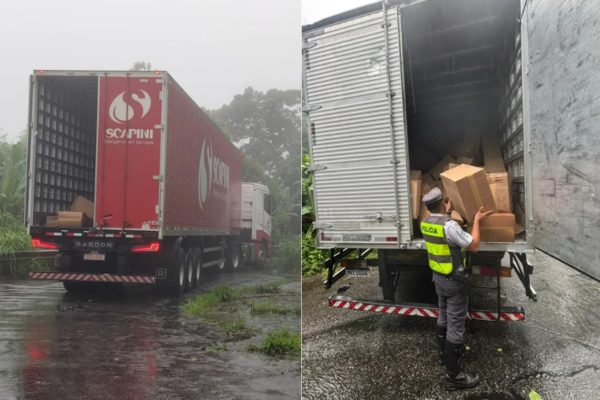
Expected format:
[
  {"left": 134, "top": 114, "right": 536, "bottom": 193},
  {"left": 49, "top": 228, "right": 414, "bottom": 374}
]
[
  {"left": 307, "top": 164, "right": 327, "bottom": 173},
  {"left": 302, "top": 41, "right": 317, "bottom": 51},
  {"left": 302, "top": 104, "right": 322, "bottom": 113},
  {"left": 314, "top": 222, "right": 332, "bottom": 229}
]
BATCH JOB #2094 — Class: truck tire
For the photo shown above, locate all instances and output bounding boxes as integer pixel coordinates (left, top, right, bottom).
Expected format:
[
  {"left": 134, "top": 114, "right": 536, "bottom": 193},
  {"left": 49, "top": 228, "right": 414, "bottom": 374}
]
[
  {"left": 163, "top": 244, "right": 186, "bottom": 297},
  {"left": 192, "top": 246, "right": 202, "bottom": 287},
  {"left": 225, "top": 244, "right": 241, "bottom": 272},
  {"left": 217, "top": 244, "right": 227, "bottom": 272},
  {"left": 185, "top": 248, "right": 194, "bottom": 290}
]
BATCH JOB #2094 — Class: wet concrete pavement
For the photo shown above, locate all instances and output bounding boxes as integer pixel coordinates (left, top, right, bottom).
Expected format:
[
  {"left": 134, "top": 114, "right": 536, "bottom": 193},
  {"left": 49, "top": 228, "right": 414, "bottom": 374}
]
[
  {"left": 302, "top": 251, "right": 600, "bottom": 399},
  {"left": 0, "top": 269, "right": 300, "bottom": 400}
]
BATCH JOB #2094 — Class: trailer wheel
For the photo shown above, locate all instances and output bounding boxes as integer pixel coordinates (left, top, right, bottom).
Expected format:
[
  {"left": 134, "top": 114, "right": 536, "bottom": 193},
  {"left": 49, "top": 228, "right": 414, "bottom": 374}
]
[
  {"left": 217, "top": 245, "right": 227, "bottom": 271},
  {"left": 163, "top": 245, "right": 186, "bottom": 297},
  {"left": 225, "top": 245, "right": 241, "bottom": 272},
  {"left": 192, "top": 247, "right": 202, "bottom": 287},
  {"left": 185, "top": 248, "right": 195, "bottom": 290}
]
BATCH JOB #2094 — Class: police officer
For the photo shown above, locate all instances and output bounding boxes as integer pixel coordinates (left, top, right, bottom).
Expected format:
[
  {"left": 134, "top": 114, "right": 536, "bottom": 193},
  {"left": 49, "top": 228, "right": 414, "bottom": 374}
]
[{"left": 421, "top": 187, "right": 493, "bottom": 391}]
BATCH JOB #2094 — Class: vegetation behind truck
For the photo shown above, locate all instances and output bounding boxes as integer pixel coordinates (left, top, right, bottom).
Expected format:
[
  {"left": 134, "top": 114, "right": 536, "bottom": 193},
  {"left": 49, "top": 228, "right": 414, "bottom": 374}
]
[
  {"left": 26, "top": 70, "right": 272, "bottom": 295},
  {"left": 300, "top": 0, "right": 582, "bottom": 321}
]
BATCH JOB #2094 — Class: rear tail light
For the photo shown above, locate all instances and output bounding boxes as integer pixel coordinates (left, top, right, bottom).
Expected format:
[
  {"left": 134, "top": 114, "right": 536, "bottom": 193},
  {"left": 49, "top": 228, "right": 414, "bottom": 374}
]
[
  {"left": 131, "top": 242, "right": 160, "bottom": 253},
  {"left": 32, "top": 238, "right": 58, "bottom": 250}
]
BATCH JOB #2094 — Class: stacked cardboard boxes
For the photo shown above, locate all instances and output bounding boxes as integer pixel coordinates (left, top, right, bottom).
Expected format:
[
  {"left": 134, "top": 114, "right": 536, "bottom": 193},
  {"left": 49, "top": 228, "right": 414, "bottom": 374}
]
[
  {"left": 45, "top": 196, "right": 94, "bottom": 228},
  {"left": 414, "top": 163, "right": 516, "bottom": 242}
]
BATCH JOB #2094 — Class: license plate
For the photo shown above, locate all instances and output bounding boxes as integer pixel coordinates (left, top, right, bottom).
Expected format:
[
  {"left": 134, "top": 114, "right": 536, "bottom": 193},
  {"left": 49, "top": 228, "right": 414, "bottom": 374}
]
[
  {"left": 74, "top": 240, "right": 115, "bottom": 251},
  {"left": 84, "top": 252, "right": 105, "bottom": 261},
  {"left": 342, "top": 234, "right": 372, "bottom": 242}
]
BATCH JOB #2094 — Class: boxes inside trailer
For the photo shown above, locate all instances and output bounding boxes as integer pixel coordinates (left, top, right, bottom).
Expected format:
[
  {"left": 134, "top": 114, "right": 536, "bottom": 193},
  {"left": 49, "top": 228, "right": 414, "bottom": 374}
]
[
  {"left": 32, "top": 76, "right": 98, "bottom": 226},
  {"left": 401, "top": 0, "right": 526, "bottom": 242}
]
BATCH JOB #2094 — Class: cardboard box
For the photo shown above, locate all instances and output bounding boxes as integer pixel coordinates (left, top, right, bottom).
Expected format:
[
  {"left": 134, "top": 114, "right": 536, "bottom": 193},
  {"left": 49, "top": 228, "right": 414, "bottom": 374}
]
[
  {"left": 476, "top": 212, "right": 515, "bottom": 242},
  {"left": 428, "top": 155, "right": 456, "bottom": 180},
  {"left": 486, "top": 172, "right": 512, "bottom": 212},
  {"left": 422, "top": 172, "right": 436, "bottom": 194},
  {"left": 419, "top": 201, "right": 430, "bottom": 223},
  {"left": 484, "top": 156, "right": 507, "bottom": 173},
  {"left": 410, "top": 170, "right": 422, "bottom": 219},
  {"left": 71, "top": 196, "right": 94, "bottom": 219},
  {"left": 45, "top": 215, "right": 58, "bottom": 227},
  {"left": 57, "top": 211, "right": 92, "bottom": 228},
  {"left": 450, "top": 210, "right": 464, "bottom": 225},
  {"left": 514, "top": 203, "right": 526, "bottom": 235},
  {"left": 440, "top": 164, "right": 496, "bottom": 224},
  {"left": 482, "top": 134, "right": 506, "bottom": 173}
]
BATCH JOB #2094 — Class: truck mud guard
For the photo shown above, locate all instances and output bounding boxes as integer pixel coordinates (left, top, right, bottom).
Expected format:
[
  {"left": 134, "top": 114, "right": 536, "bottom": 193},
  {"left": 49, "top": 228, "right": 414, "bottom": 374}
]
[
  {"left": 29, "top": 272, "right": 155, "bottom": 284},
  {"left": 328, "top": 295, "right": 525, "bottom": 322}
]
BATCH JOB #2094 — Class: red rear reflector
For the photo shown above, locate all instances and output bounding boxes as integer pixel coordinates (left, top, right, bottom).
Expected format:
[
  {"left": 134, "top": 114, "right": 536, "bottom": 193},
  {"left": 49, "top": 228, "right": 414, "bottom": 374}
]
[
  {"left": 385, "top": 237, "right": 398, "bottom": 242},
  {"left": 32, "top": 238, "right": 58, "bottom": 250},
  {"left": 131, "top": 242, "right": 160, "bottom": 253}
]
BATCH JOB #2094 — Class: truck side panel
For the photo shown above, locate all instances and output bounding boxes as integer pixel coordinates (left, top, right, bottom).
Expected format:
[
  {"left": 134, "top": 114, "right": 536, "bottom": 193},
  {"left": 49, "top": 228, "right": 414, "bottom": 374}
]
[
  {"left": 162, "top": 77, "right": 242, "bottom": 235},
  {"left": 96, "top": 75, "right": 162, "bottom": 230},
  {"left": 304, "top": 6, "right": 411, "bottom": 248},
  {"left": 526, "top": 0, "right": 600, "bottom": 279}
]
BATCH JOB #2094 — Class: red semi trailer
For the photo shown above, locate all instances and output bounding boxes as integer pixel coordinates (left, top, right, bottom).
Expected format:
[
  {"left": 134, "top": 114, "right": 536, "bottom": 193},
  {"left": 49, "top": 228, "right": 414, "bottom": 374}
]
[{"left": 26, "top": 70, "right": 272, "bottom": 295}]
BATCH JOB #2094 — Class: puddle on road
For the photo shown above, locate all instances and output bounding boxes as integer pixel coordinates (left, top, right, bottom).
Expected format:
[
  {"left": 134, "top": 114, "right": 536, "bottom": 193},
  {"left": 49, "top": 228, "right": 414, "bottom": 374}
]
[{"left": 0, "top": 270, "right": 300, "bottom": 400}]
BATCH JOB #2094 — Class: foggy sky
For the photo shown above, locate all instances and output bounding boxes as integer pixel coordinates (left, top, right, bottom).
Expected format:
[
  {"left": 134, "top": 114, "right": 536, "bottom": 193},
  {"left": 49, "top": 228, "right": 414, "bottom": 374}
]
[
  {"left": 0, "top": 0, "right": 300, "bottom": 141},
  {"left": 302, "top": 0, "right": 376, "bottom": 24}
]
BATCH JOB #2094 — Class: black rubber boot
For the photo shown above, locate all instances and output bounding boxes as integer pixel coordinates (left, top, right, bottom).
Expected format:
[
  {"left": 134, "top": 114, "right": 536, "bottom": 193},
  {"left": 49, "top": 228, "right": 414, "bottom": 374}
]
[
  {"left": 436, "top": 326, "right": 446, "bottom": 366},
  {"left": 445, "top": 340, "right": 479, "bottom": 391}
]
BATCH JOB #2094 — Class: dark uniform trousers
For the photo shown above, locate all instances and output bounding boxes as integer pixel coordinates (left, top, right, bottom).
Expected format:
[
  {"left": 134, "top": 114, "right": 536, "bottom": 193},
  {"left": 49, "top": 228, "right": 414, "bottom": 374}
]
[{"left": 433, "top": 272, "right": 467, "bottom": 345}]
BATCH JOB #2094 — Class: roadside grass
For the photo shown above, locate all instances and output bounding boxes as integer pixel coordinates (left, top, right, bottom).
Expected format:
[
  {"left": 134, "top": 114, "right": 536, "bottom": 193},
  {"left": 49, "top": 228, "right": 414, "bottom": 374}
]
[
  {"left": 184, "top": 281, "right": 300, "bottom": 348},
  {"left": 239, "top": 282, "right": 281, "bottom": 295},
  {"left": 184, "top": 286, "right": 237, "bottom": 317},
  {"left": 248, "top": 328, "right": 301, "bottom": 356},
  {"left": 249, "top": 301, "right": 300, "bottom": 316}
]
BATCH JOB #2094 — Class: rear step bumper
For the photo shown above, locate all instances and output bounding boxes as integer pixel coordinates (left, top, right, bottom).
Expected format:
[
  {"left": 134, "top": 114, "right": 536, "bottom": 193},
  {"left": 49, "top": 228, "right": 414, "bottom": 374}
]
[
  {"left": 329, "top": 295, "right": 525, "bottom": 321},
  {"left": 29, "top": 272, "right": 155, "bottom": 284}
]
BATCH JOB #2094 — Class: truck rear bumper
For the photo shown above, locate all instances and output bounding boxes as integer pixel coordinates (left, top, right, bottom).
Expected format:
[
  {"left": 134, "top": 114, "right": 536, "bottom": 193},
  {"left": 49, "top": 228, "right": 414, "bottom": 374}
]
[
  {"left": 328, "top": 295, "right": 525, "bottom": 322},
  {"left": 29, "top": 272, "right": 155, "bottom": 284}
]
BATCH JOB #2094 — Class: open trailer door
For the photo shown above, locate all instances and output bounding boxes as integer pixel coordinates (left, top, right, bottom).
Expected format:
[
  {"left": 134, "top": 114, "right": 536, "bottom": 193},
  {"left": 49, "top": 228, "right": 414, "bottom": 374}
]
[
  {"left": 96, "top": 73, "right": 163, "bottom": 231},
  {"left": 303, "top": 3, "right": 411, "bottom": 249},
  {"left": 523, "top": 0, "right": 600, "bottom": 279}
]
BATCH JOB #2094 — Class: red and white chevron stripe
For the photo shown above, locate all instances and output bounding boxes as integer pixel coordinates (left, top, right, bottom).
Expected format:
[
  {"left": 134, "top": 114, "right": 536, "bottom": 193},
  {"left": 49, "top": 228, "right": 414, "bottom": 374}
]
[
  {"left": 329, "top": 298, "right": 524, "bottom": 321},
  {"left": 29, "top": 272, "right": 155, "bottom": 284}
]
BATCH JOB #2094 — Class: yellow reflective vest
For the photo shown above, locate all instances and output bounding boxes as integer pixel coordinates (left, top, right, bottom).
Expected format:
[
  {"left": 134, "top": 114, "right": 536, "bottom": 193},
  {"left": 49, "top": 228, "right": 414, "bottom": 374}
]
[{"left": 420, "top": 215, "right": 464, "bottom": 275}]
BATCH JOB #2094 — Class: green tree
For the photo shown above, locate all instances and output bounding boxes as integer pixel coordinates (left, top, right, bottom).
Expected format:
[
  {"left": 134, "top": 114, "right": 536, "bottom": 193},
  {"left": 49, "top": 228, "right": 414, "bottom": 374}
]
[
  {"left": 210, "top": 88, "right": 301, "bottom": 272},
  {"left": 0, "top": 133, "right": 27, "bottom": 217},
  {"left": 210, "top": 87, "right": 301, "bottom": 238},
  {"left": 130, "top": 61, "right": 152, "bottom": 71}
]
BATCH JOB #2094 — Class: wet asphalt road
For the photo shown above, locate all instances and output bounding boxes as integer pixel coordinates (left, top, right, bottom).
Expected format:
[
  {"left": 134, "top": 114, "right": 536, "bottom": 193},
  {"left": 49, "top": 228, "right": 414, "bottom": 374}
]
[
  {"left": 0, "top": 269, "right": 300, "bottom": 400},
  {"left": 302, "top": 251, "right": 600, "bottom": 400}
]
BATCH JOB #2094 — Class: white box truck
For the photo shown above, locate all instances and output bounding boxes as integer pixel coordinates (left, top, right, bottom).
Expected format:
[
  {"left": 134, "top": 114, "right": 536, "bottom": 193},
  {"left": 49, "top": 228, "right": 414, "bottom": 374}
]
[{"left": 303, "top": 0, "right": 600, "bottom": 320}]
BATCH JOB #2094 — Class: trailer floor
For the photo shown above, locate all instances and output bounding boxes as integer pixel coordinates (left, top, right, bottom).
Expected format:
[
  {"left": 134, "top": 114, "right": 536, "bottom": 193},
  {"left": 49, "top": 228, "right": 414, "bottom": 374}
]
[
  {"left": 0, "top": 269, "right": 300, "bottom": 400},
  {"left": 302, "top": 251, "right": 600, "bottom": 400}
]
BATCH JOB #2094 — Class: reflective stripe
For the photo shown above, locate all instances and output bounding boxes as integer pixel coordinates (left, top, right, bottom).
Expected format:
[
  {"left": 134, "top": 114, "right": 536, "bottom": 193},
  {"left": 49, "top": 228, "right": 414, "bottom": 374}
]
[
  {"left": 421, "top": 233, "right": 447, "bottom": 244},
  {"left": 420, "top": 222, "right": 444, "bottom": 238},
  {"left": 425, "top": 242, "right": 450, "bottom": 257},
  {"left": 428, "top": 253, "right": 452, "bottom": 264}
]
